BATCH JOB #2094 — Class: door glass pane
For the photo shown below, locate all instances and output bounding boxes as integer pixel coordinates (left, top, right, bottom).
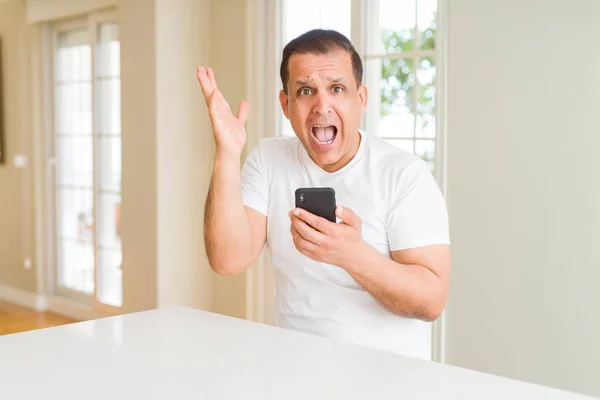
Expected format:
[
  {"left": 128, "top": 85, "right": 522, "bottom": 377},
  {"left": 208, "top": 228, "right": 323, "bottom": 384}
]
[
  {"left": 417, "top": 56, "right": 435, "bottom": 115},
  {"left": 418, "top": 0, "right": 437, "bottom": 50},
  {"left": 97, "top": 193, "right": 122, "bottom": 306},
  {"left": 57, "top": 188, "right": 94, "bottom": 242},
  {"left": 96, "top": 23, "right": 121, "bottom": 135},
  {"left": 381, "top": 57, "right": 415, "bottom": 115},
  {"left": 55, "top": 29, "right": 90, "bottom": 82},
  {"left": 97, "top": 193, "right": 121, "bottom": 249},
  {"left": 366, "top": 57, "right": 415, "bottom": 138},
  {"left": 56, "top": 136, "right": 93, "bottom": 189},
  {"left": 55, "top": 28, "right": 94, "bottom": 296},
  {"left": 96, "top": 24, "right": 120, "bottom": 77},
  {"left": 372, "top": 0, "right": 416, "bottom": 55},
  {"left": 96, "top": 79, "right": 121, "bottom": 134},
  {"left": 55, "top": 30, "right": 91, "bottom": 135},
  {"left": 55, "top": 83, "right": 92, "bottom": 134},
  {"left": 282, "top": 0, "right": 352, "bottom": 44},
  {"left": 416, "top": 114, "right": 435, "bottom": 138},
  {"left": 96, "top": 22, "right": 122, "bottom": 307},
  {"left": 416, "top": 56, "right": 436, "bottom": 138},
  {"left": 97, "top": 136, "right": 121, "bottom": 193},
  {"left": 98, "top": 248, "right": 122, "bottom": 307},
  {"left": 58, "top": 238, "right": 95, "bottom": 295},
  {"left": 415, "top": 139, "right": 435, "bottom": 173}
]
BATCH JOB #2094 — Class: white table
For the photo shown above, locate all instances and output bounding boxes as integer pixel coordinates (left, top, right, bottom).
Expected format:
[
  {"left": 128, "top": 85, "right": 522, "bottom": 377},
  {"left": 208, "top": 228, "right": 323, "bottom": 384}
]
[{"left": 0, "top": 307, "right": 595, "bottom": 399}]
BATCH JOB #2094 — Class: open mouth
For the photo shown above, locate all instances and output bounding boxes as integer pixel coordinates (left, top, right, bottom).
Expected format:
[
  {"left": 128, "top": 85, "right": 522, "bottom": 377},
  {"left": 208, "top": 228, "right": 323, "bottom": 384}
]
[{"left": 311, "top": 125, "right": 338, "bottom": 146}]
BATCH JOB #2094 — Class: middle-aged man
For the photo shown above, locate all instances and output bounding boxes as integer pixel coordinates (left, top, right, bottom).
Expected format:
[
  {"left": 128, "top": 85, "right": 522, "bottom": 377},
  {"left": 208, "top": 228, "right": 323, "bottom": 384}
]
[{"left": 197, "top": 29, "right": 450, "bottom": 360}]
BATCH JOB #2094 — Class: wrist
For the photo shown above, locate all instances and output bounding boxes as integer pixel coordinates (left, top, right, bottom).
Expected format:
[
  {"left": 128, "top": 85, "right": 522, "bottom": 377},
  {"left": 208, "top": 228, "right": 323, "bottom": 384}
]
[
  {"left": 340, "top": 240, "right": 375, "bottom": 274},
  {"left": 214, "top": 151, "right": 241, "bottom": 169}
]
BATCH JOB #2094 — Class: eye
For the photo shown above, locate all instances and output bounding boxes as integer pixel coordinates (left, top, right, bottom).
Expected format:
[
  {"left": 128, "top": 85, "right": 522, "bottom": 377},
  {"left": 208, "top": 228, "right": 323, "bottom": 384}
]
[
  {"left": 297, "top": 88, "right": 313, "bottom": 96},
  {"left": 332, "top": 85, "right": 344, "bottom": 94}
]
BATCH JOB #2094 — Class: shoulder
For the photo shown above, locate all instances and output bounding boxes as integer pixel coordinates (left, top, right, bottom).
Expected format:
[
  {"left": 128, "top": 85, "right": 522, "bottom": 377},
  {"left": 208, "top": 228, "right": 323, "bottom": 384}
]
[
  {"left": 242, "top": 136, "right": 301, "bottom": 174},
  {"left": 246, "top": 136, "right": 299, "bottom": 160},
  {"left": 363, "top": 133, "right": 425, "bottom": 174},
  {"left": 255, "top": 136, "right": 300, "bottom": 154},
  {"left": 361, "top": 133, "right": 439, "bottom": 202}
]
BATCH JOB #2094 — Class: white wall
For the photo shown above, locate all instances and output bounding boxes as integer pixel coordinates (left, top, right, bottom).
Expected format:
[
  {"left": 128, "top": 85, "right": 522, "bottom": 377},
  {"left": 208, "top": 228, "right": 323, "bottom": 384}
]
[
  {"left": 0, "top": 0, "right": 37, "bottom": 293},
  {"left": 445, "top": 0, "right": 600, "bottom": 397},
  {"left": 119, "top": 0, "right": 158, "bottom": 312},
  {"left": 26, "top": 0, "right": 117, "bottom": 23},
  {"left": 209, "top": 0, "right": 250, "bottom": 319},
  {"left": 119, "top": 0, "right": 214, "bottom": 313},
  {"left": 155, "top": 0, "right": 213, "bottom": 309}
]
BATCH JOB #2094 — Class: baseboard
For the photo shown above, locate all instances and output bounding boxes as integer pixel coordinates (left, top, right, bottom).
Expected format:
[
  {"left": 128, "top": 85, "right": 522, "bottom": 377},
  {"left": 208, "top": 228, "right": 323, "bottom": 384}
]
[
  {"left": 0, "top": 282, "right": 95, "bottom": 321},
  {"left": 45, "top": 295, "right": 95, "bottom": 321},
  {"left": 0, "top": 282, "right": 47, "bottom": 311}
]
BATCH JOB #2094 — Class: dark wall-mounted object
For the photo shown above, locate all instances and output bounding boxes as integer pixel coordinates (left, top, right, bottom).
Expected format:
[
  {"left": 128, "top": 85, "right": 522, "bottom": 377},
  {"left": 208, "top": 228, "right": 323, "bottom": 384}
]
[{"left": 0, "top": 37, "right": 5, "bottom": 165}]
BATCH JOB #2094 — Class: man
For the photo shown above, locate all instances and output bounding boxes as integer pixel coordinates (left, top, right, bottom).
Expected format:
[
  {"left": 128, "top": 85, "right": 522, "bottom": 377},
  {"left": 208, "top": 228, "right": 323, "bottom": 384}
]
[{"left": 197, "top": 29, "right": 450, "bottom": 360}]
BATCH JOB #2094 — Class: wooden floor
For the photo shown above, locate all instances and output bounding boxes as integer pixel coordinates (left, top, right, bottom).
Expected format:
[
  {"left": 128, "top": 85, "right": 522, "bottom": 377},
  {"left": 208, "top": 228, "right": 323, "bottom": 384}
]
[{"left": 0, "top": 301, "right": 76, "bottom": 336}]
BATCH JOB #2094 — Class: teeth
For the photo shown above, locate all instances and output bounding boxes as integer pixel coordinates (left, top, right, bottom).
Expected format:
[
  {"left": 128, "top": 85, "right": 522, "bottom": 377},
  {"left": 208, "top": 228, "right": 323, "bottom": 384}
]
[
  {"left": 316, "top": 139, "right": 333, "bottom": 145},
  {"left": 312, "top": 125, "right": 336, "bottom": 145}
]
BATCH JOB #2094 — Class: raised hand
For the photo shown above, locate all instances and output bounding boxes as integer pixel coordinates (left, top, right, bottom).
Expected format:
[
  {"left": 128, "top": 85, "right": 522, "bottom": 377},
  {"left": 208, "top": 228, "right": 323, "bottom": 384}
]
[{"left": 197, "top": 66, "right": 249, "bottom": 158}]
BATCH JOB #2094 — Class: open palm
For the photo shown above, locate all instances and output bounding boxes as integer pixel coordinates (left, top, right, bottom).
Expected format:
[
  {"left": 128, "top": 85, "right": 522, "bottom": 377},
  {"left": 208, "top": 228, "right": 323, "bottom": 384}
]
[{"left": 197, "top": 67, "right": 249, "bottom": 158}]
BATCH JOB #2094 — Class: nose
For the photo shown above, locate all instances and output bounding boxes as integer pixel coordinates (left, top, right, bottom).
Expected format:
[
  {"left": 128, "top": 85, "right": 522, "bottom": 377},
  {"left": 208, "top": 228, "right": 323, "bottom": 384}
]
[{"left": 312, "top": 91, "right": 332, "bottom": 115}]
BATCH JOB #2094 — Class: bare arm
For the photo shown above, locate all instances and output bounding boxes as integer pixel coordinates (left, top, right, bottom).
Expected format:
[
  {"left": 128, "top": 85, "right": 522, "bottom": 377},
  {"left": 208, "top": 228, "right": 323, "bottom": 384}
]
[
  {"left": 290, "top": 206, "right": 450, "bottom": 322},
  {"left": 197, "top": 66, "right": 267, "bottom": 275},
  {"left": 345, "top": 243, "right": 450, "bottom": 322},
  {"left": 204, "top": 155, "right": 266, "bottom": 275}
]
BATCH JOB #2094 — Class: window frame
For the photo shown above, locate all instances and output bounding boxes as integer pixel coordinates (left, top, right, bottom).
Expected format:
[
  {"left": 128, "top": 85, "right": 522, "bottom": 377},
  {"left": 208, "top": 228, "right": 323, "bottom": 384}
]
[
  {"left": 48, "top": 8, "right": 122, "bottom": 317},
  {"left": 353, "top": 0, "right": 449, "bottom": 364},
  {"left": 360, "top": 0, "right": 441, "bottom": 178}
]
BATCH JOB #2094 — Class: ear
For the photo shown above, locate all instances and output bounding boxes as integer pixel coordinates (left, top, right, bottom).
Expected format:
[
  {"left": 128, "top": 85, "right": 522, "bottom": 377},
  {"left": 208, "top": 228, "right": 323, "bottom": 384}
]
[
  {"left": 358, "top": 84, "right": 368, "bottom": 112},
  {"left": 279, "top": 90, "right": 290, "bottom": 119}
]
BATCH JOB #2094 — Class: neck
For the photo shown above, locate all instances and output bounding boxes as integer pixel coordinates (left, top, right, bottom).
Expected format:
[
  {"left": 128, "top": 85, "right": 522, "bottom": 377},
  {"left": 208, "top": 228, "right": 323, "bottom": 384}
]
[{"left": 320, "top": 131, "right": 362, "bottom": 173}]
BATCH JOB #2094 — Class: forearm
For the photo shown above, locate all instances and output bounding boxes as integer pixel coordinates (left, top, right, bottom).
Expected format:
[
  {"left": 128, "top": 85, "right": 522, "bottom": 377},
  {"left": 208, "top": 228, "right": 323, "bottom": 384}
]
[
  {"left": 204, "top": 154, "right": 253, "bottom": 274},
  {"left": 343, "top": 245, "right": 446, "bottom": 322}
]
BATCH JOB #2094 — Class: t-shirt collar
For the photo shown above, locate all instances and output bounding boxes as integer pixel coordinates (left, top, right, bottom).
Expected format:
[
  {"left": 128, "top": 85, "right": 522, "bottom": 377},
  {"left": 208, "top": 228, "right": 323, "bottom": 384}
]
[{"left": 298, "top": 129, "right": 367, "bottom": 176}]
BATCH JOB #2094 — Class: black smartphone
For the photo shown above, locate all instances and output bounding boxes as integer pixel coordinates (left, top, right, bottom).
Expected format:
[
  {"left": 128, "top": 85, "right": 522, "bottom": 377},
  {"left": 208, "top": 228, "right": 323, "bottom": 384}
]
[{"left": 295, "top": 187, "right": 337, "bottom": 223}]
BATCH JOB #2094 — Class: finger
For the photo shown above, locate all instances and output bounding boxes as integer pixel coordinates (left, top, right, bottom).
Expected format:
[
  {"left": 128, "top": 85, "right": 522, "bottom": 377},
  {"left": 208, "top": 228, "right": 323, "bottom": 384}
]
[
  {"left": 291, "top": 227, "right": 321, "bottom": 259},
  {"left": 292, "top": 216, "right": 327, "bottom": 245},
  {"left": 207, "top": 67, "right": 218, "bottom": 91},
  {"left": 196, "top": 67, "right": 214, "bottom": 101},
  {"left": 237, "top": 100, "right": 250, "bottom": 124},
  {"left": 292, "top": 208, "right": 333, "bottom": 234},
  {"left": 336, "top": 206, "right": 361, "bottom": 230},
  {"left": 208, "top": 88, "right": 230, "bottom": 116},
  {"left": 297, "top": 246, "right": 320, "bottom": 262}
]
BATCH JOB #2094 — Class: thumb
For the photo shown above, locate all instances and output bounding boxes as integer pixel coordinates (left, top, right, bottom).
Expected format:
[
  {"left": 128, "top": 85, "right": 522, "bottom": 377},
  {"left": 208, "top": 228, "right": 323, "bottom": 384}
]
[
  {"left": 237, "top": 100, "right": 250, "bottom": 124},
  {"left": 336, "top": 206, "right": 361, "bottom": 229}
]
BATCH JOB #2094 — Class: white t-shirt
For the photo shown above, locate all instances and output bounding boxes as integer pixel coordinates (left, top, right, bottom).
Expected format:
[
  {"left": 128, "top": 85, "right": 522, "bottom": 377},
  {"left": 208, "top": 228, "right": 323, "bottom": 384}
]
[{"left": 241, "top": 131, "right": 450, "bottom": 360}]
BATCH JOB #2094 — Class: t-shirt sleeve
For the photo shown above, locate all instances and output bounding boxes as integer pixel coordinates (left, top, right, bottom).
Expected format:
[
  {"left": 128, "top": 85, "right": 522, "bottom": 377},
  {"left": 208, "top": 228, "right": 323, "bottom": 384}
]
[
  {"left": 386, "top": 159, "right": 450, "bottom": 251},
  {"left": 241, "top": 142, "right": 269, "bottom": 216}
]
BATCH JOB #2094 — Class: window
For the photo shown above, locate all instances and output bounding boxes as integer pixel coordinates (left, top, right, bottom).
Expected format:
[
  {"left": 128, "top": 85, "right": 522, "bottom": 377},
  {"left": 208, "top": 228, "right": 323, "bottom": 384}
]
[
  {"left": 278, "top": 0, "right": 439, "bottom": 175},
  {"left": 364, "top": 0, "right": 438, "bottom": 173},
  {"left": 52, "top": 12, "right": 122, "bottom": 309}
]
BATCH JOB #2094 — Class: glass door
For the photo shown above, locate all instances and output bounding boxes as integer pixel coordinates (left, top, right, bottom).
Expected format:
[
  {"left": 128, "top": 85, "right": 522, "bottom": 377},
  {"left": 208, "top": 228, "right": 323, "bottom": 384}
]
[
  {"left": 52, "top": 11, "right": 122, "bottom": 313},
  {"left": 94, "top": 22, "right": 122, "bottom": 308}
]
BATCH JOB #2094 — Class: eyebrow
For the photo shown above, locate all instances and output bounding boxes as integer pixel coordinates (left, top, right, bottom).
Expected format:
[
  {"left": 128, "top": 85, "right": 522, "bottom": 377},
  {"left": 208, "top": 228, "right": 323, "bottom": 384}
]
[{"left": 294, "top": 76, "right": 347, "bottom": 87}]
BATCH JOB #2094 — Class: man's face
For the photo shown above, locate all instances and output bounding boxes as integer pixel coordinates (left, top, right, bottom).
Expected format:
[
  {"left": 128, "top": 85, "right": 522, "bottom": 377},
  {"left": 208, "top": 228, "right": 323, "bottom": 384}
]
[{"left": 279, "top": 50, "right": 368, "bottom": 172}]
